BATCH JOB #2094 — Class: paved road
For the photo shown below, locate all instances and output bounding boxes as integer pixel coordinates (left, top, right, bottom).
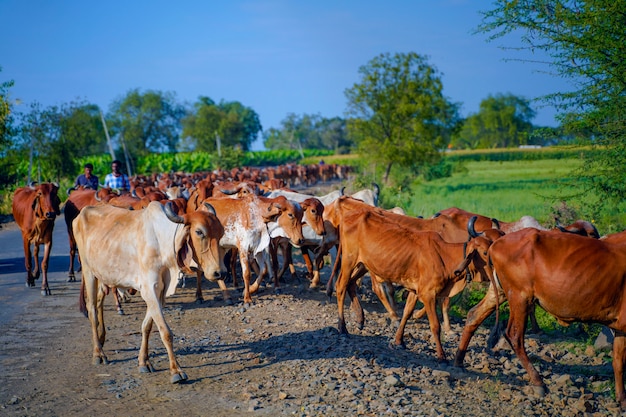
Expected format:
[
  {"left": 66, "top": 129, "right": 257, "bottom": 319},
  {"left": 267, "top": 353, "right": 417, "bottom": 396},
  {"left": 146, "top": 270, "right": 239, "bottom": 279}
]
[{"left": 0, "top": 217, "right": 73, "bottom": 325}]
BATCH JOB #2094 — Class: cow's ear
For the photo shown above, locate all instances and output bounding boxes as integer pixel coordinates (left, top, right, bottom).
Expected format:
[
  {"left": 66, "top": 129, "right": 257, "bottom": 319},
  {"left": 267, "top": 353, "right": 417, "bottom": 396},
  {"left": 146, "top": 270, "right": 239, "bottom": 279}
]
[{"left": 177, "top": 241, "right": 193, "bottom": 269}]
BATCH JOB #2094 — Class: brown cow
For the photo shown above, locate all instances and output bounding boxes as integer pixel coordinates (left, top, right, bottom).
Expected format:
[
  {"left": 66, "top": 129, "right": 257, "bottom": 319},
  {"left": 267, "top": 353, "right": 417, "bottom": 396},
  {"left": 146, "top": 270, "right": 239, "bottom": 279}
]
[
  {"left": 271, "top": 197, "right": 327, "bottom": 284},
  {"left": 329, "top": 199, "right": 493, "bottom": 363},
  {"left": 12, "top": 182, "right": 61, "bottom": 295},
  {"left": 453, "top": 228, "right": 626, "bottom": 408},
  {"left": 429, "top": 208, "right": 600, "bottom": 333},
  {"left": 64, "top": 186, "right": 117, "bottom": 282},
  {"left": 324, "top": 197, "right": 487, "bottom": 324}
]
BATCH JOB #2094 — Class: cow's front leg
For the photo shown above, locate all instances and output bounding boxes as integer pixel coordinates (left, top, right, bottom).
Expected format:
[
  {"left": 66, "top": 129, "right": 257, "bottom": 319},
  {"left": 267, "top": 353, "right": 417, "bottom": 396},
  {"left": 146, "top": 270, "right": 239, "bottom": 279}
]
[{"left": 40, "top": 241, "right": 52, "bottom": 295}]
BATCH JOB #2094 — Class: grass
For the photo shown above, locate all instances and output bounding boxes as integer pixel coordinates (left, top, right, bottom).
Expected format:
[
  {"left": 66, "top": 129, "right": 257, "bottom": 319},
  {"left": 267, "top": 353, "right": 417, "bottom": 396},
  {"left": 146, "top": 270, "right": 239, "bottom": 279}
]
[{"left": 378, "top": 158, "right": 626, "bottom": 234}]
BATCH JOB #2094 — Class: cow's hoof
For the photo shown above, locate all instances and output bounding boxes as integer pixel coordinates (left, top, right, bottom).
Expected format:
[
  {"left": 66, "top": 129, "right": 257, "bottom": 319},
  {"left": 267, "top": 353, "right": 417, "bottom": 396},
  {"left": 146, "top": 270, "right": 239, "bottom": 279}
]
[
  {"left": 117, "top": 308, "right": 124, "bottom": 315},
  {"left": 195, "top": 297, "right": 204, "bottom": 305},
  {"left": 41, "top": 289, "right": 51, "bottom": 296},
  {"left": 388, "top": 341, "right": 406, "bottom": 350},
  {"left": 525, "top": 385, "right": 547, "bottom": 398},
  {"left": 171, "top": 372, "right": 188, "bottom": 384},
  {"left": 93, "top": 356, "right": 108, "bottom": 365},
  {"left": 139, "top": 363, "right": 155, "bottom": 373},
  {"left": 274, "top": 288, "right": 282, "bottom": 295}
]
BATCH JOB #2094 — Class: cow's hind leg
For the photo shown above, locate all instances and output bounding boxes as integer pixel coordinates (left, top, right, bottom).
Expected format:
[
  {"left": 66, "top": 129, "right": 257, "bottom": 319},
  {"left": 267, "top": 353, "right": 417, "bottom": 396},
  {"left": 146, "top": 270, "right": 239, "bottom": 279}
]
[
  {"left": 612, "top": 332, "right": 626, "bottom": 410},
  {"left": 86, "top": 276, "right": 108, "bottom": 365},
  {"left": 392, "top": 290, "right": 419, "bottom": 349},
  {"left": 422, "top": 293, "right": 446, "bottom": 363},
  {"left": 112, "top": 287, "right": 124, "bottom": 315}
]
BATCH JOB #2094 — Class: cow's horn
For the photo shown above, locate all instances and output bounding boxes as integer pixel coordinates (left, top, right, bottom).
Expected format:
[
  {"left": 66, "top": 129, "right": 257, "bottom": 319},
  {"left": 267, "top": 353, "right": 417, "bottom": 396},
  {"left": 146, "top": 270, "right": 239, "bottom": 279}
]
[
  {"left": 203, "top": 202, "right": 217, "bottom": 216},
  {"left": 468, "top": 216, "right": 480, "bottom": 238},
  {"left": 491, "top": 218, "right": 501, "bottom": 230},
  {"left": 340, "top": 187, "right": 346, "bottom": 196},
  {"left": 164, "top": 201, "right": 184, "bottom": 224},
  {"left": 67, "top": 186, "right": 76, "bottom": 196},
  {"left": 94, "top": 192, "right": 102, "bottom": 202},
  {"left": 219, "top": 188, "right": 238, "bottom": 195}
]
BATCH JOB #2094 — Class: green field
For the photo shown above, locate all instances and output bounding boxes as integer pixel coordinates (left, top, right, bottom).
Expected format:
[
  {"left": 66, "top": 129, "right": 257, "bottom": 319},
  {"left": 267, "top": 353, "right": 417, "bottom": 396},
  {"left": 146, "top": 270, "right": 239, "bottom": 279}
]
[{"left": 377, "top": 158, "right": 626, "bottom": 235}]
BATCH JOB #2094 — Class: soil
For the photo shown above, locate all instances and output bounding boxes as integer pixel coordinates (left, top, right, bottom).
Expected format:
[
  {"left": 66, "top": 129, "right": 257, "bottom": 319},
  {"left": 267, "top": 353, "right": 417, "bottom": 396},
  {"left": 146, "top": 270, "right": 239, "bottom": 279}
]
[{"left": 0, "top": 186, "right": 623, "bottom": 417}]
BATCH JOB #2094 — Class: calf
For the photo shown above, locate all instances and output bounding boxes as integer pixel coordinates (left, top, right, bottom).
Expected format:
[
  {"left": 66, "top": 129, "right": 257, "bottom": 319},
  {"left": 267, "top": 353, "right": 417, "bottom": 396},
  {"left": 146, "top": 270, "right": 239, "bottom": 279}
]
[{"left": 331, "top": 201, "right": 493, "bottom": 363}]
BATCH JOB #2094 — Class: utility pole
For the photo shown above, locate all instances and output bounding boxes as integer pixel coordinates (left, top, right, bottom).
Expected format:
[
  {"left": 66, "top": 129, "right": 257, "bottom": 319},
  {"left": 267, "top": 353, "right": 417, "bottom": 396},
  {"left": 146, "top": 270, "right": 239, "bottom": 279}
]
[{"left": 100, "top": 110, "right": 116, "bottom": 160}]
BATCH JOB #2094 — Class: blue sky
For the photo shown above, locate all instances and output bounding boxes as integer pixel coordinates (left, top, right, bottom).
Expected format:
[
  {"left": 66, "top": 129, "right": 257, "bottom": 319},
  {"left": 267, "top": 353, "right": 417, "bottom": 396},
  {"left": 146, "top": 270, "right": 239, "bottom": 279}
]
[{"left": 0, "top": 0, "right": 572, "bottom": 150}]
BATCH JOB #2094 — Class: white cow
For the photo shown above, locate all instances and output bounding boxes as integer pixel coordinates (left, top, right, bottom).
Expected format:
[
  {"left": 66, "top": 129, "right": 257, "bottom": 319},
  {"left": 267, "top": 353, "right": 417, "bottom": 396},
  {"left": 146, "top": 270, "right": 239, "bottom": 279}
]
[{"left": 75, "top": 201, "right": 225, "bottom": 383}]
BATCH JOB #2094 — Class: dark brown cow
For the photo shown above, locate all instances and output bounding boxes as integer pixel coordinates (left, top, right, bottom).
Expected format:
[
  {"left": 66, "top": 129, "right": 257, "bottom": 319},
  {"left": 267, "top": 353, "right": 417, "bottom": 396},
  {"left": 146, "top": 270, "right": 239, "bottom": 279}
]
[
  {"left": 453, "top": 228, "right": 626, "bottom": 408},
  {"left": 64, "top": 186, "right": 117, "bottom": 282},
  {"left": 12, "top": 182, "right": 61, "bottom": 295}
]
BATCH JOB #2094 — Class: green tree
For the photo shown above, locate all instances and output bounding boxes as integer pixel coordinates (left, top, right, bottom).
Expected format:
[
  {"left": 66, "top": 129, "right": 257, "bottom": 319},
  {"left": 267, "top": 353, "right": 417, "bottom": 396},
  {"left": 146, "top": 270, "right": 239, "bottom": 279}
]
[
  {"left": 182, "top": 96, "right": 261, "bottom": 152},
  {"left": 453, "top": 93, "right": 535, "bottom": 149},
  {"left": 0, "top": 66, "right": 19, "bottom": 186},
  {"left": 477, "top": 1, "right": 626, "bottom": 201},
  {"left": 0, "top": 66, "right": 15, "bottom": 148},
  {"left": 262, "top": 113, "right": 352, "bottom": 153},
  {"left": 14, "top": 102, "right": 71, "bottom": 182},
  {"left": 58, "top": 101, "right": 108, "bottom": 158},
  {"left": 345, "top": 52, "right": 460, "bottom": 184},
  {"left": 317, "top": 117, "right": 352, "bottom": 154},
  {"left": 108, "top": 89, "right": 185, "bottom": 159}
]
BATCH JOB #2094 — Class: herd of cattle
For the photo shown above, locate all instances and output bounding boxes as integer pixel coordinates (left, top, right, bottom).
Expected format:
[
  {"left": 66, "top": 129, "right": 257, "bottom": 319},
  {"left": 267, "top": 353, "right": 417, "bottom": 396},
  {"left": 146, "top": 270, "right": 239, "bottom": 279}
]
[{"left": 9, "top": 162, "right": 626, "bottom": 410}]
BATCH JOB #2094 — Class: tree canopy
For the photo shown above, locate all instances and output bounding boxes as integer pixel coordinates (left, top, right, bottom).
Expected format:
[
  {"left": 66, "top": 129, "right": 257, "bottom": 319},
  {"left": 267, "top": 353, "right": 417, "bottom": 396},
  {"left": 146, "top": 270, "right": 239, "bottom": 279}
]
[
  {"left": 263, "top": 113, "right": 352, "bottom": 154},
  {"left": 344, "top": 52, "right": 460, "bottom": 183},
  {"left": 181, "top": 96, "right": 262, "bottom": 152},
  {"left": 477, "top": 0, "right": 626, "bottom": 201},
  {"left": 0, "top": 66, "right": 14, "bottom": 148},
  {"left": 108, "top": 89, "right": 186, "bottom": 158},
  {"left": 453, "top": 93, "right": 536, "bottom": 149}
]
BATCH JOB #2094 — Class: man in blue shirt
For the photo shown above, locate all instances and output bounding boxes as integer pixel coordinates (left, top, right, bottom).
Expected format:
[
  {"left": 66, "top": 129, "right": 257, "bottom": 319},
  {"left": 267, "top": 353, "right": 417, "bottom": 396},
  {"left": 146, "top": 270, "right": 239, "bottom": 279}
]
[
  {"left": 104, "top": 160, "right": 130, "bottom": 191},
  {"left": 74, "top": 163, "right": 99, "bottom": 189}
]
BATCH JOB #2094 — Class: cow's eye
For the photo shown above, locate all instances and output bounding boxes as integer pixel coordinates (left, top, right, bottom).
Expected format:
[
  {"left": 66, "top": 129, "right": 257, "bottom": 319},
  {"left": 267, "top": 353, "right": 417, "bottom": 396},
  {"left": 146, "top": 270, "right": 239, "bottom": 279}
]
[{"left": 195, "top": 229, "right": 204, "bottom": 238}]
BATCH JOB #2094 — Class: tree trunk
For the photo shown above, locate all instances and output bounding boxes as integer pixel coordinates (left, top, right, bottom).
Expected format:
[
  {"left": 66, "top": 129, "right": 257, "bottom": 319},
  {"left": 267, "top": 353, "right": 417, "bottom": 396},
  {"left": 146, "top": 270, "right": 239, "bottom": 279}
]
[{"left": 383, "top": 162, "right": 393, "bottom": 185}]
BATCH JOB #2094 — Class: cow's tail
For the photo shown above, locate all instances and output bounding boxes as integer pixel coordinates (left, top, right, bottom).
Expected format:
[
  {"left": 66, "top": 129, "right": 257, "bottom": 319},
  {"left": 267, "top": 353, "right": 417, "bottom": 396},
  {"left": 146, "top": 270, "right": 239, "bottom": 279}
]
[
  {"left": 325, "top": 243, "right": 342, "bottom": 299},
  {"left": 79, "top": 279, "right": 88, "bottom": 318},
  {"left": 486, "top": 256, "right": 505, "bottom": 349}
]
